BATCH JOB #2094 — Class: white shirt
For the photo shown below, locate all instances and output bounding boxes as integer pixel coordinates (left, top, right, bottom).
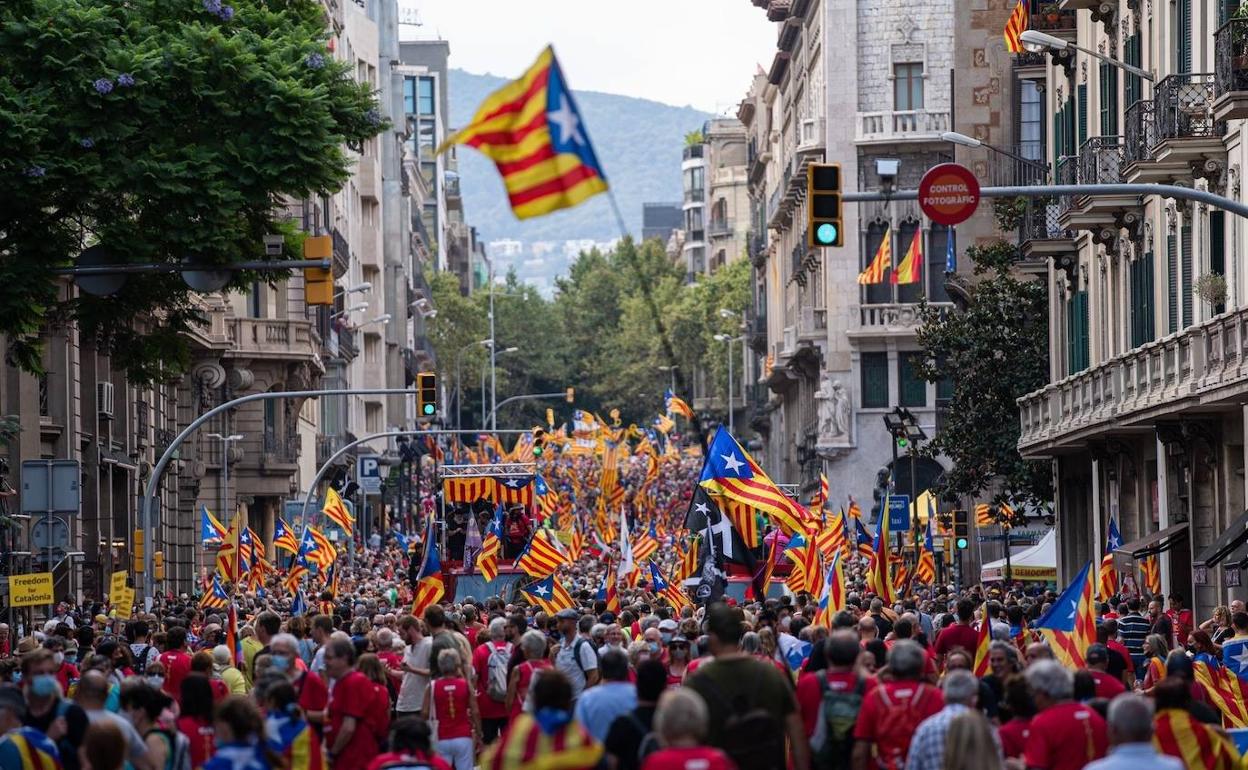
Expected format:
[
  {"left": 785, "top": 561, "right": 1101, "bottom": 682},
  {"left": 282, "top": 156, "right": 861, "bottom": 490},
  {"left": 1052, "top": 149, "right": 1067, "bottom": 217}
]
[{"left": 397, "top": 637, "right": 432, "bottom": 712}]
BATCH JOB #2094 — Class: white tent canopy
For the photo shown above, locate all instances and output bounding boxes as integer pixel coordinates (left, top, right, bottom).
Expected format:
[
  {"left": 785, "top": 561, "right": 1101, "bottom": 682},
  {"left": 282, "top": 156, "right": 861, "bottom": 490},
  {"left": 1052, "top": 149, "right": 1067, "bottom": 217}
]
[{"left": 980, "top": 529, "right": 1057, "bottom": 582}]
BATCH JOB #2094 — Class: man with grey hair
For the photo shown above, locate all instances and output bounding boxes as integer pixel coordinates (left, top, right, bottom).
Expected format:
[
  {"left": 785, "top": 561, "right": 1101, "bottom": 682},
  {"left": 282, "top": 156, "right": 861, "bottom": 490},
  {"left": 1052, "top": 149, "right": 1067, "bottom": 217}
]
[
  {"left": 1085, "top": 694, "right": 1182, "bottom": 770},
  {"left": 850, "top": 641, "right": 944, "bottom": 770},
  {"left": 903, "top": 671, "right": 997, "bottom": 770},
  {"left": 1023, "top": 660, "right": 1108, "bottom": 769},
  {"left": 472, "top": 615, "right": 513, "bottom": 743}
]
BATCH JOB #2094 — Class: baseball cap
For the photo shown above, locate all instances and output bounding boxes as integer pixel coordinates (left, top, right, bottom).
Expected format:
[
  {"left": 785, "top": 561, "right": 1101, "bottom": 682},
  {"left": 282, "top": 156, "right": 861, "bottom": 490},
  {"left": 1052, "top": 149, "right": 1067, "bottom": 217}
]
[
  {"left": 1085, "top": 643, "right": 1109, "bottom": 665},
  {"left": 658, "top": 619, "right": 678, "bottom": 632}
]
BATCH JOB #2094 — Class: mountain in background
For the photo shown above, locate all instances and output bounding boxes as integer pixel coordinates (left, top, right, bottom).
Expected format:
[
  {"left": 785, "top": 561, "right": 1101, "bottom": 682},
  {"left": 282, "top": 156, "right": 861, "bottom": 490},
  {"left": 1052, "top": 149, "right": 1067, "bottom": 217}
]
[{"left": 449, "top": 68, "right": 712, "bottom": 248}]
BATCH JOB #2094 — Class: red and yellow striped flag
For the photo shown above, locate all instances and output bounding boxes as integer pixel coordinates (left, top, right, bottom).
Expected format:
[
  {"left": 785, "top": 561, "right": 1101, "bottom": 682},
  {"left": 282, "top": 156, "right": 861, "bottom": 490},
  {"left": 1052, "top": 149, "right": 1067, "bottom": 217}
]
[
  {"left": 1154, "top": 707, "right": 1241, "bottom": 769},
  {"left": 891, "top": 228, "right": 923, "bottom": 285},
  {"left": 322, "top": 487, "right": 354, "bottom": 537},
  {"left": 1004, "top": 0, "right": 1029, "bottom": 54},
  {"left": 437, "top": 47, "right": 608, "bottom": 220},
  {"left": 972, "top": 602, "right": 993, "bottom": 676},
  {"left": 1140, "top": 553, "right": 1161, "bottom": 595},
  {"left": 858, "top": 228, "right": 891, "bottom": 284}
]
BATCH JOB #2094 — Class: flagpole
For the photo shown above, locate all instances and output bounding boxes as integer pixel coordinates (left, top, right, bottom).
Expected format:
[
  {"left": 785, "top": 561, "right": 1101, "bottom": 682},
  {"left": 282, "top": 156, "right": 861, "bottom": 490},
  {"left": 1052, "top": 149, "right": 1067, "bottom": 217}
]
[{"left": 605, "top": 189, "right": 709, "bottom": 455}]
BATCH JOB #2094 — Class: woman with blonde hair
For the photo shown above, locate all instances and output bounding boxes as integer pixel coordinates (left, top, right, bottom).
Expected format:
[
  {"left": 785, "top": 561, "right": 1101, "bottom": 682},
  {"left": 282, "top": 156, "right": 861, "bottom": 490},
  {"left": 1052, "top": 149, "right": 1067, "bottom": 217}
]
[
  {"left": 941, "top": 710, "right": 1002, "bottom": 770},
  {"left": 1140, "top": 633, "right": 1171, "bottom": 693},
  {"left": 1200, "top": 605, "right": 1234, "bottom": 645}
]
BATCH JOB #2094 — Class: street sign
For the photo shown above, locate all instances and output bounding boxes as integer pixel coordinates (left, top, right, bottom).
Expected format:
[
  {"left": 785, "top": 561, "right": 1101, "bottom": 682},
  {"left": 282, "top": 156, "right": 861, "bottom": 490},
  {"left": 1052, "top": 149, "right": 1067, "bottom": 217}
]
[
  {"left": 31, "top": 517, "right": 70, "bottom": 551},
  {"left": 20, "top": 460, "right": 80, "bottom": 514},
  {"left": 918, "top": 163, "right": 981, "bottom": 226},
  {"left": 358, "top": 455, "right": 382, "bottom": 495},
  {"left": 888, "top": 495, "right": 910, "bottom": 531},
  {"left": 10, "top": 572, "right": 53, "bottom": 607}
]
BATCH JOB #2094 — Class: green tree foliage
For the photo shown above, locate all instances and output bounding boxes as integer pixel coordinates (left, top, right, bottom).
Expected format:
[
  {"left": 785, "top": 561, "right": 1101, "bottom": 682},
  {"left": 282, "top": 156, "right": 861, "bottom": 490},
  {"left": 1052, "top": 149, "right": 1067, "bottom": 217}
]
[
  {"left": 914, "top": 242, "right": 1052, "bottom": 509},
  {"left": 429, "top": 238, "right": 752, "bottom": 431},
  {"left": 0, "top": 0, "right": 383, "bottom": 381}
]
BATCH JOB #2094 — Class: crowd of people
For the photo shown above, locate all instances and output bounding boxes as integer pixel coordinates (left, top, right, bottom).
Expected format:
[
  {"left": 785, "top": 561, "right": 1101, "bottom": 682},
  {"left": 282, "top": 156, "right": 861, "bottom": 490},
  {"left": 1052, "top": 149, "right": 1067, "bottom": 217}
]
[{"left": 0, "top": 449, "right": 1243, "bottom": 770}]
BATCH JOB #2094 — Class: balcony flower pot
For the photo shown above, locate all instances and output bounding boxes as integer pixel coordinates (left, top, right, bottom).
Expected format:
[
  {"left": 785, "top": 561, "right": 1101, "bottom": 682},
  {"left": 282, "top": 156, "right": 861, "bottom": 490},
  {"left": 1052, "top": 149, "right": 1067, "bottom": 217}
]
[{"left": 1195, "top": 273, "right": 1228, "bottom": 309}]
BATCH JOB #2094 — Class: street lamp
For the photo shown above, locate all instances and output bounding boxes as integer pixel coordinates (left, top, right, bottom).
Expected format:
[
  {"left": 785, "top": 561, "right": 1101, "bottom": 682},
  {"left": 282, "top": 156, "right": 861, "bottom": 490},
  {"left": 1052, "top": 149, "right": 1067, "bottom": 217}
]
[
  {"left": 658, "top": 365, "right": 679, "bottom": 392},
  {"left": 454, "top": 339, "right": 492, "bottom": 432},
  {"left": 1019, "top": 30, "right": 1154, "bottom": 81},
  {"left": 333, "top": 282, "right": 372, "bottom": 299},
  {"left": 939, "top": 131, "right": 1050, "bottom": 180},
  {"left": 206, "top": 433, "right": 244, "bottom": 523},
  {"left": 713, "top": 334, "right": 744, "bottom": 433},
  {"left": 482, "top": 346, "right": 519, "bottom": 430},
  {"left": 351, "top": 314, "right": 391, "bottom": 329},
  {"left": 332, "top": 302, "right": 369, "bottom": 318},
  {"left": 882, "top": 407, "right": 926, "bottom": 564}
]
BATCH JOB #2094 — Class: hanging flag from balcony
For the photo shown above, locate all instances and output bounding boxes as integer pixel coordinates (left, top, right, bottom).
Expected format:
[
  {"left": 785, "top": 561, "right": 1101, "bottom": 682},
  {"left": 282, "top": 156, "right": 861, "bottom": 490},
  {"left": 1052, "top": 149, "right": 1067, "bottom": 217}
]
[
  {"left": 436, "top": 46, "right": 608, "bottom": 219},
  {"left": 858, "top": 227, "right": 891, "bottom": 285},
  {"left": 892, "top": 228, "right": 923, "bottom": 284},
  {"left": 1004, "top": 0, "right": 1029, "bottom": 54},
  {"left": 945, "top": 226, "right": 957, "bottom": 274}
]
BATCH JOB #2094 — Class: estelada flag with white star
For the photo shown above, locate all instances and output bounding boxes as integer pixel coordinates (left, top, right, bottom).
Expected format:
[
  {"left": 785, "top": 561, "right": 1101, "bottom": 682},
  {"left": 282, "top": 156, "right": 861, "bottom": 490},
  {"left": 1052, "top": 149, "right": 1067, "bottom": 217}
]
[
  {"left": 436, "top": 46, "right": 608, "bottom": 220},
  {"left": 699, "top": 426, "right": 811, "bottom": 536},
  {"left": 521, "top": 574, "right": 574, "bottom": 615}
]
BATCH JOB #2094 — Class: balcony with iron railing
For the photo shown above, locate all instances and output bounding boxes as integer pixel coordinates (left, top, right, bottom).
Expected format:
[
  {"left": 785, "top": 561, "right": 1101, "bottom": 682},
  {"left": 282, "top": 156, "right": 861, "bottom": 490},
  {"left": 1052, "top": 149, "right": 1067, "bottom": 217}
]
[
  {"left": 1124, "top": 99, "right": 1157, "bottom": 166},
  {"left": 855, "top": 109, "right": 951, "bottom": 144},
  {"left": 684, "top": 186, "right": 705, "bottom": 205},
  {"left": 1030, "top": 5, "right": 1077, "bottom": 38},
  {"left": 1019, "top": 197, "right": 1075, "bottom": 262},
  {"left": 1077, "top": 135, "right": 1124, "bottom": 187},
  {"left": 707, "top": 219, "right": 734, "bottom": 239},
  {"left": 1214, "top": 18, "right": 1248, "bottom": 121},
  {"left": 1055, "top": 155, "right": 1078, "bottom": 217},
  {"left": 1056, "top": 137, "right": 1137, "bottom": 229},
  {"left": 262, "top": 429, "right": 301, "bottom": 467},
  {"left": 331, "top": 227, "right": 350, "bottom": 278},
  {"left": 1018, "top": 304, "right": 1248, "bottom": 457}
]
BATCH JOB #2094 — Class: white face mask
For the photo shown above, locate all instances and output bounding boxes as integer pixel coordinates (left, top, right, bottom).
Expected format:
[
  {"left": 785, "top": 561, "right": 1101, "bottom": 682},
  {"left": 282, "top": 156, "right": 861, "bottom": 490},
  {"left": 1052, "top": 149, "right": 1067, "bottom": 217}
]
[{"left": 52, "top": 652, "right": 64, "bottom": 667}]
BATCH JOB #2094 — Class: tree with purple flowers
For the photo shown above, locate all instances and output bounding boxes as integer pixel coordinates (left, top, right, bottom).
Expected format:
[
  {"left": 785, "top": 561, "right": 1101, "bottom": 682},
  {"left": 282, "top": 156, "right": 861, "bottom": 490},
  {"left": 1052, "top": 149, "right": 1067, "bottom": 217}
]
[{"left": 0, "top": 0, "right": 385, "bottom": 382}]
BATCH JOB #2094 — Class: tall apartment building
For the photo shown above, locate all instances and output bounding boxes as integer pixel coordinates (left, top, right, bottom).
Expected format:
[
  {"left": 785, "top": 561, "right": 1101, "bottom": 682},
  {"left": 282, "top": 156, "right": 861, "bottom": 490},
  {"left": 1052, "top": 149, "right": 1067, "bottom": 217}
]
[
  {"left": 741, "top": 0, "right": 959, "bottom": 514},
  {"left": 1014, "top": 0, "right": 1248, "bottom": 613},
  {"left": 681, "top": 119, "right": 751, "bottom": 280}
]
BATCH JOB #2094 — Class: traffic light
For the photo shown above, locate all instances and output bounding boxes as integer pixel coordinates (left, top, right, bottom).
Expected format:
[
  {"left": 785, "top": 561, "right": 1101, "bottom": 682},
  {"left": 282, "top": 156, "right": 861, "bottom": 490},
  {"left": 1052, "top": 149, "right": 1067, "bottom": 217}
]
[
  {"left": 132, "top": 528, "right": 145, "bottom": 573},
  {"left": 153, "top": 550, "right": 165, "bottom": 582},
  {"left": 532, "top": 427, "right": 547, "bottom": 457},
  {"left": 565, "top": 387, "right": 575, "bottom": 403},
  {"left": 953, "top": 509, "right": 970, "bottom": 550},
  {"left": 807, "top": 163, "right": 844, "bottom": 248},
  {"left": 416, "top": 372, "right": 437, "bottom": 418},
  {"left": 303, "top": 235, "right": 334, "bottom": 305}
]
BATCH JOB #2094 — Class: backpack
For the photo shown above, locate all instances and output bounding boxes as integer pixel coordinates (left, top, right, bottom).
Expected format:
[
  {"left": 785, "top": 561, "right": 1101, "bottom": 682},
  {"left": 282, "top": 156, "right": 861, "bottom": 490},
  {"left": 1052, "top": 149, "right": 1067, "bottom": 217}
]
[
  {"left": 571, "top": 638, "right": 598, "bottom": 678},
  {"left": 486, "top": 642, "right": 514, "bottom": 702},
  {"left": 147, "top": 727, "right": 192, "bottom": 770},
  {"left": 811, "top": 673, "right": 866, "bottom": 770},
  {"left": 868, "top": 683, "right": 939, "bottom": 770}
]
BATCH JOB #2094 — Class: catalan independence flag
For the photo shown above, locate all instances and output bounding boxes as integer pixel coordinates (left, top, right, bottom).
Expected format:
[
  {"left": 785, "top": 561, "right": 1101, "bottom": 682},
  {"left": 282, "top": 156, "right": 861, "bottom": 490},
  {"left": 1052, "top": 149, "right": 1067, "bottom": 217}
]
[
  {"left": 664, "top": 389, "right": 695, "bottom": 421},
  {"left": 437, "top": 47, "right": 608, "bottom": 220},
  {"left": 1098, "top": 515, "right": 1122, "bottom": 601},
  {"left": 201, "top": 504, "right": 226, "bottom": 545},
  {"left": 476, "top": 506, "right": 504, "bottom": 583},
  {"left": 521, "top": 574, "right": 574, "bottom": 615},
  {"left": 274, "top": 517, "right": 300, "bottom": 555},
  {"left": 201, "top": 574, "right": 230, "bottom": 610},
  {"left": 1004, "top": 0, "right": 1029, "bottom": 54},
  {"left": 1033, "top": 560, "right": 1098, "bottom": 669},
  {"left": 972, "top": 602, "right": 992, "bottom": 677},
  {"left": 411, "top": 533, "right": 446, "bottom": 618},
  {"left": 516, "top": 528, "right": 567, "bottom": 578},
  {"left": 699, "top": 427, "right": 811, "bottom": 536},
  {"left": 322, "top": 487, "right": 354, "bottom": 537}
]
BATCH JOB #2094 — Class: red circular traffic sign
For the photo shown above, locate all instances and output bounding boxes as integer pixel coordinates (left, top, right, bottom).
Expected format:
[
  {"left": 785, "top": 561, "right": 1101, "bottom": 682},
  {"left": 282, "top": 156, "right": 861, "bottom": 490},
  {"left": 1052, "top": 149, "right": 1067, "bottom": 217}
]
[{"left": 918, "top": 163, "right": 981, "bottom": 226}]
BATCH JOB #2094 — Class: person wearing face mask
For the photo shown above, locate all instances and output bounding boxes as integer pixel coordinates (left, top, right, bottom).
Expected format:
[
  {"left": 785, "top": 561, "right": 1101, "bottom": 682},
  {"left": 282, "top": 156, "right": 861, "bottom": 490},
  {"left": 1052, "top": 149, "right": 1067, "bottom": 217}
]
[
  {"left": 271, "top": 633, "right": 328, "bottom": 732},
  {"left": 665, "top": 635, "right": 691, "bottom": 686},
  {"left": 142, "top": 663, "right": 167, "bottom": 693},
  {"left": 45, "top": 638, "right": 81, "bottom": 697},
  {"left": 120, "top": 681, "right": 191, "bottom": 770},
  {"left": 641, "top": 628, "right": 667, "bottom": 666},
  {"left": 23, "top": 647, "right": 89, "bottom": 770}
]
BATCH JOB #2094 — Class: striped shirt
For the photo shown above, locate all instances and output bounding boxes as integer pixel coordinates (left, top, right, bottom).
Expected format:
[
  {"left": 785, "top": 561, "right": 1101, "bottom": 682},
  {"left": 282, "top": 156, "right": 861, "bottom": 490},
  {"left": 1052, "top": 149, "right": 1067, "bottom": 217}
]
[{"left": 1118, "top": 613, "right": 1150, "bottom": 655}]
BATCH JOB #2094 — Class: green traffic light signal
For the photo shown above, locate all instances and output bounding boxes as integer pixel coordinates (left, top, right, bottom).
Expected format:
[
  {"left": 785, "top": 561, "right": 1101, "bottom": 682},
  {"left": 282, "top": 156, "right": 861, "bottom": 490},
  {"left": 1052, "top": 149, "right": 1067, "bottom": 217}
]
[
  {"left": 896, "top": 436, "right": 909, "bottom": 449},
  {"left": 814, "top": 223, "right": 838, "bottom": 246},
  {"left": 422, "top": 403, "right": 435, "bottom": 415},
  {"left": 956, "top": 537, "right": 968, "bottom": 549}
]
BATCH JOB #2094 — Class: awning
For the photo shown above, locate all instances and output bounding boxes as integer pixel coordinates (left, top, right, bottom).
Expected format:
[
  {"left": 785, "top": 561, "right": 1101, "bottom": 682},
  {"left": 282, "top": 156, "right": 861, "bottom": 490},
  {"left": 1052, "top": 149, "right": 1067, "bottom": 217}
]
[
  {"left": 981, "top": 529, "right": 1057, "bottom": 582},
  {"left": 1112, "top": 522, "right": 1189, "bottom": 571},
  {"left": 1194, "top": 510, "right": 1248, "bottom": 569}
]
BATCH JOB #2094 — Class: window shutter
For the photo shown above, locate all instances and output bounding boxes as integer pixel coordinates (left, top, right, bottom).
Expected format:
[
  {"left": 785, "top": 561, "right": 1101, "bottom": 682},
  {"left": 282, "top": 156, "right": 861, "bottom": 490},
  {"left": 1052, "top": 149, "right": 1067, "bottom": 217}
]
[
  {"left": 1178, "top": 0, "right": 1192, "bottom": 74},
  {"left": 1125, "top": 35, "right": 1142, "bottom": 106},
  {"left": 860, "top": 353, "right": 889, "bottom": 409},
  {"left": 1168, "top": 234, "right": 1179, "bottom": 334},
  {"left": 1131, "top": 252, "right": 1157, "bottom": 347},
  {"left": 1067, "top": 293, "right": 1090, "bottom": 375},
  {"left": 1078, "top": 85, "right": 1088, "bottom": 146},
  {"left": 1181, "top": 224, "right": 1193, "bottom": 327},
  {"left": 898, "top": 353, "right": 926, "bottom": 407},
  {"left": 1055, "top": 103, "right": 1065, "bottom": 163},
  {"left": 1106, "top": 66, "right": 1118, "bottom": 135}
]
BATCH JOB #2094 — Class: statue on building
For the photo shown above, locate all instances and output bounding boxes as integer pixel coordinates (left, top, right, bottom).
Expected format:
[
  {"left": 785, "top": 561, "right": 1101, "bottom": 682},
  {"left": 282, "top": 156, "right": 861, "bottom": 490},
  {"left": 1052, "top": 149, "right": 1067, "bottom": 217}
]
[{"left": 815, "top": 374, "right": 852, "bottom": 446}]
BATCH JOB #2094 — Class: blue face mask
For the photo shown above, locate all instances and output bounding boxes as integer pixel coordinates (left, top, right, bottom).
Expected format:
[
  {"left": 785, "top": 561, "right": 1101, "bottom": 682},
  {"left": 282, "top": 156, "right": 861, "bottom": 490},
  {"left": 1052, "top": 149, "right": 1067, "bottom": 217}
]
[
  {"left": 30, "top": 674, "right": 58, "bottom": 698},
  {"left": 270, "top": 655, "right": 291, "bottom": 672}
]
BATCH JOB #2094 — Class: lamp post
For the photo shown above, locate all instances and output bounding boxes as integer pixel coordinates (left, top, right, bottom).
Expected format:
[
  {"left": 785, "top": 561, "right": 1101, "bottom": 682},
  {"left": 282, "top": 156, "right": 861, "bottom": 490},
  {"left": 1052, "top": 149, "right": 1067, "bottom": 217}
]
[
  {"left": 658, "top": 366, "right": 678, "bottom": 392},
  {"left": 480, "top": 345, "right": 518, "bottom": 430},
  {"left": 1019, "top": 30, "right": 1154, "bottom": 81},
  {"left": 713, "top": 334, "right": 744, "bottom": 433},
  {"left": 454, "top": 339, "right": 491, "bottom": 432},
  {"left": 882, "top": 408, "right": 925, "bottom": 564},
  {"left": 206, "top": 433, "right": 244, "bottom": 522},
  {"left": 939, "top": 131, "right": 1050, "bottom": 182}
]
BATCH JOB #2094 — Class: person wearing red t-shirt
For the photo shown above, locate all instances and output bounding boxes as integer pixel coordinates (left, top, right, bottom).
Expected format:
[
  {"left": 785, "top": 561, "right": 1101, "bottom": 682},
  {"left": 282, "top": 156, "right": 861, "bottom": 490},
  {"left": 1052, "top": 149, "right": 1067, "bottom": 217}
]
[
  {"left": 1022, "top": 660, "right": 1107, "bottom": 770},
  {"left": 796, "top": 631, "right": 873, "bottom": 737},
  {"left": 176, "top": 674, "right": 218, "bottom": 769},
  {"left": 273, "top": 634, "right": 328, "bottom": 731},
  {"left": 1084, "top": 644, "right": 1126, "bottom": 701},
  {"left": 324, "top": 637, "right": 380, "bottom": 768},
  {"left": 996, "top": 675, "right": 1036, "bottom": 759},
  {"left": 640, "top": 688, "right": 736, "bottom": 770},
  {"left": 368, "top": 715, "right": 453, "bottom": 770},
  {"left": 851, "top": 640, "right": 944, "bottom": 770},
  {"left": 1166, "top": 594, "right": 1194, "bottom": 647},
  {"left": 506, "top": 630, "right": 552, "bottom": 718},
  {"left": 423, "top": 649, "right": 480, "bottom": 770},
  {"left": 932, "top": 600, "right": 978, "bottom": 669},
  {"left": 158, "top": 626, "right": 193, "bottom": 701},
  {"left": 472, "top": 618, "right": 514, "bottom": 744}
]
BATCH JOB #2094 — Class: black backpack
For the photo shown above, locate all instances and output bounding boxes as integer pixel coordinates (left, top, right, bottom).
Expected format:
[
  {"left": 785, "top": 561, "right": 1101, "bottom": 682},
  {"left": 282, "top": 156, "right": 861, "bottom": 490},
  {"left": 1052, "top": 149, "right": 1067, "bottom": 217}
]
[{"left": 812, "top": 673, "right": 867, "bottom": 770}]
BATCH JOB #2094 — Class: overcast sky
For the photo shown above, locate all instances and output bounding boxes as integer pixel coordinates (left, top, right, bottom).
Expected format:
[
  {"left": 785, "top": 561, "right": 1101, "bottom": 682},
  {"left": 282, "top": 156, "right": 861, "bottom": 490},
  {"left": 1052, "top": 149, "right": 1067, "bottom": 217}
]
[{"left": 397, "top": 1, "right": 778, "bottom": 114}]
